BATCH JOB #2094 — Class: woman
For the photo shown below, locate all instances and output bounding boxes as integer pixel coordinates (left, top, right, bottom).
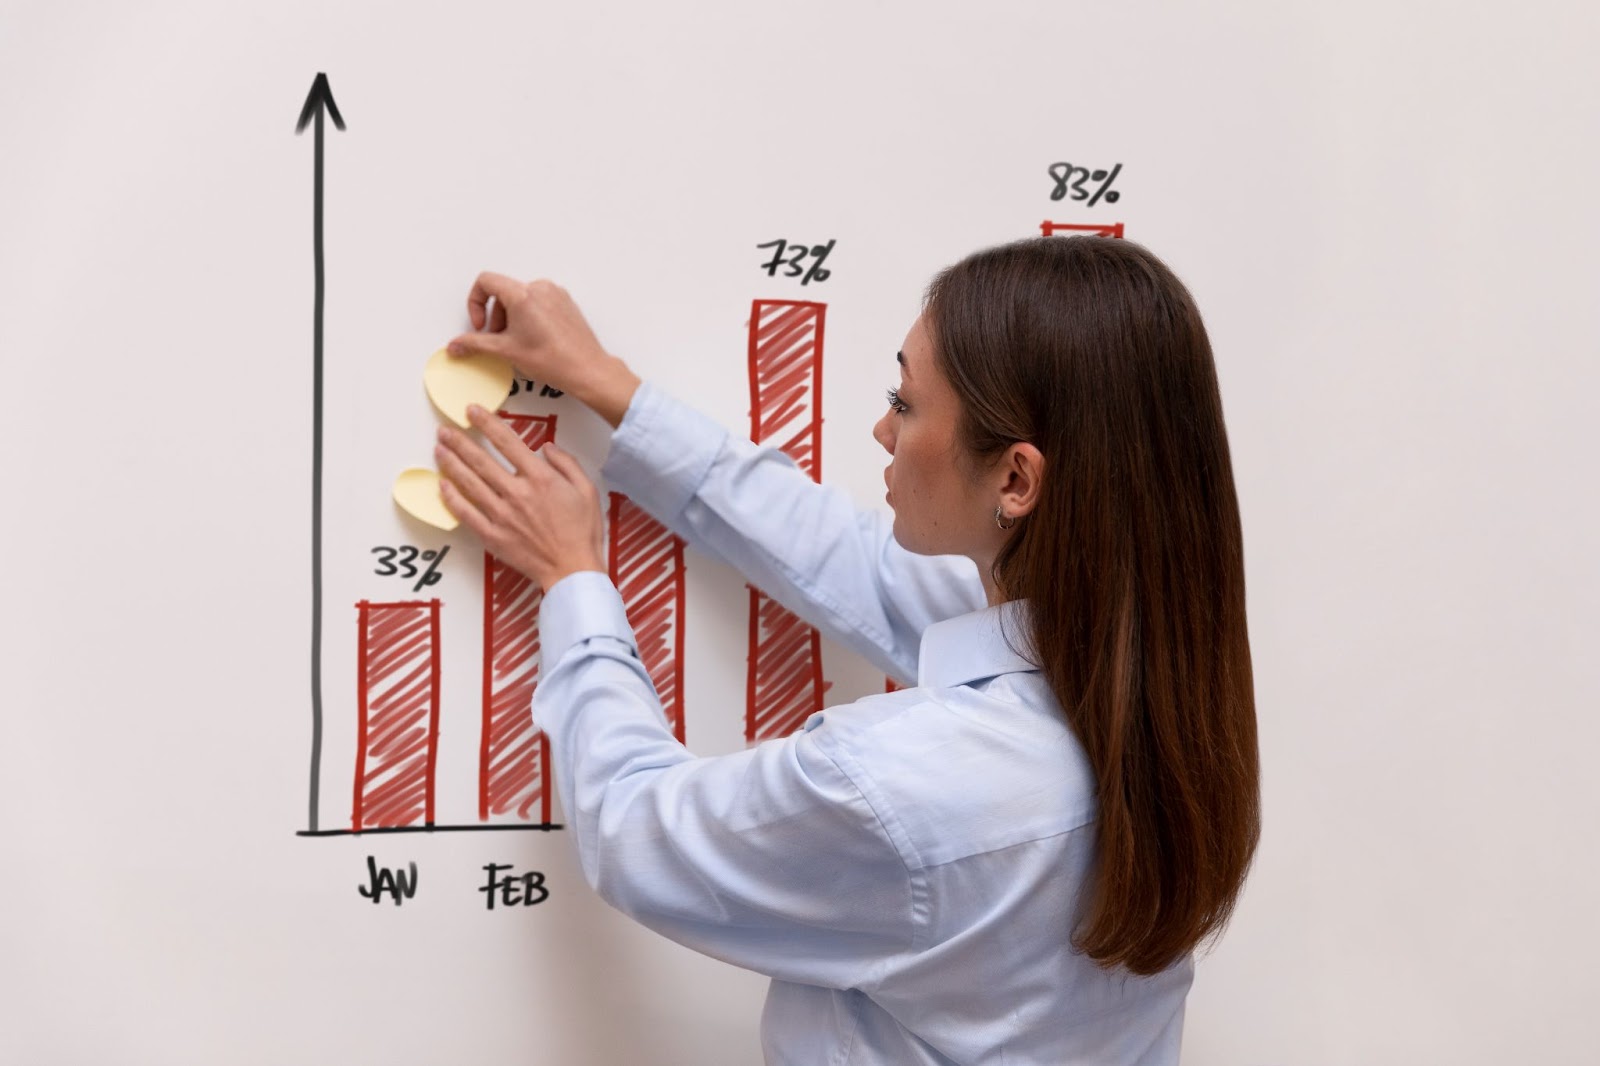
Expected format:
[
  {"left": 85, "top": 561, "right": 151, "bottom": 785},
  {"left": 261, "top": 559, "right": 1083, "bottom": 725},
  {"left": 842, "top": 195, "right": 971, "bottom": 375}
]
[{"left": 434, "top": 235, "right": 1261, "bottom": 1064}]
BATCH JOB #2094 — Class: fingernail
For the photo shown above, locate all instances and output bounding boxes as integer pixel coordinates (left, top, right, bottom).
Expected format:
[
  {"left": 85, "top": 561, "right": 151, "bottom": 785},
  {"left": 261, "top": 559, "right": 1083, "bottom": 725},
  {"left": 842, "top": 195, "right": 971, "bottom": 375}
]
[
  {"left": 436, "top": 426, "right": 449, "bottom": 442},
  {"left": 467, "top": 404, "right": 484, "bottom": 418},
  {"left": 447, "top": 342, "right": 463, "bottom": 356}
]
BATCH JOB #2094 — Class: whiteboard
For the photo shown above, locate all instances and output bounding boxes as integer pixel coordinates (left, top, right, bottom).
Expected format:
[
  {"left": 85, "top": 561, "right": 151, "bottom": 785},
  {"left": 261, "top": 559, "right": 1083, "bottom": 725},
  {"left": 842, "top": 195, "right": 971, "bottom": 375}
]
[{"left": 3, "top": 2, "right": 1596, "bottom": 1063}]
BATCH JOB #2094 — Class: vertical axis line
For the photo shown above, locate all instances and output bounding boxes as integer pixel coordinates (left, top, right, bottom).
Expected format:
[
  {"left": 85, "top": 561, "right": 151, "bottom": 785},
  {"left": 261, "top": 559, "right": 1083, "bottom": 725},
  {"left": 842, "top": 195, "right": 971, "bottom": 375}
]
[{"left": 307, "top": 97, "right": 325, "bottom": 835}]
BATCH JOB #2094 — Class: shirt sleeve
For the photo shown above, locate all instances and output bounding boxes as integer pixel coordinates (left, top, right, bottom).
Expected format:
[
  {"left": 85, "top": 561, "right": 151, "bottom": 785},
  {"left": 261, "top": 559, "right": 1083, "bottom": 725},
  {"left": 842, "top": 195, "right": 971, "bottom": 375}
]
[
  {"left": 600, "top": 379, "right": 985, "bottom": 684},
  {"left": 534, "top": 570, "right": 920, "bottom": 991}
]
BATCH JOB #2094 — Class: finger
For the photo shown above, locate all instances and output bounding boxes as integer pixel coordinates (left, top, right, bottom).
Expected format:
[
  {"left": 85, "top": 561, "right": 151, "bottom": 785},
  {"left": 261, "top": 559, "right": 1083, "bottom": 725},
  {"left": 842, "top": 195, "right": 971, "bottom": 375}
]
[
  {"left": 466, "top": 271, "right": 522, "bottom": 331},
  {"left": 446, "top": 329, "right": 509, "bottom": 359},
  {"left": 438, "top": 476, "right": 495, "bottom": 543},
  {"left": 489, "top": 296, "right": 507, "bottom": 333},
  {"left": 467, "top": 405, "right": 547, "bottom": 478},
  {"left": 539, "top": 441, "right": 592, "bottom": 491},
  {"left": 434, "top": 444, "right": 503, "bottom": 522},
  {"left": 436, "top": 426, "right": 517, "bottom": 502}
]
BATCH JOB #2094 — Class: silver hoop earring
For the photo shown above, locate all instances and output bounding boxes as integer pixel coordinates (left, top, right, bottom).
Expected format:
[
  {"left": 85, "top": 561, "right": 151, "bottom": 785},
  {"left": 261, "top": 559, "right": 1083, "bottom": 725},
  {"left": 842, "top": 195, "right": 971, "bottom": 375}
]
[{"left": 994, "top": 506, "right": 1017, "bottom": 530}]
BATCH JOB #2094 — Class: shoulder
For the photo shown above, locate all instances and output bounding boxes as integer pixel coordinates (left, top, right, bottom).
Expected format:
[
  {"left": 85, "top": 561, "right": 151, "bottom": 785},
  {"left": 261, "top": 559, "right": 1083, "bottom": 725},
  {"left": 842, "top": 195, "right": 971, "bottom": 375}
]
[{"left": 799, "top": 675, "right": 1098, "bottom": 869}]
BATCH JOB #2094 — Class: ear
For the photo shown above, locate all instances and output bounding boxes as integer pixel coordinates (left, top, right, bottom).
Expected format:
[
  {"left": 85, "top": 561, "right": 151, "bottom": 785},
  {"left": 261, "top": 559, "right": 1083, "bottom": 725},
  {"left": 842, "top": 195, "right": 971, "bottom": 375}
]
[{"left": 996, "top": 442, "right": 1045, "bottom": 519}]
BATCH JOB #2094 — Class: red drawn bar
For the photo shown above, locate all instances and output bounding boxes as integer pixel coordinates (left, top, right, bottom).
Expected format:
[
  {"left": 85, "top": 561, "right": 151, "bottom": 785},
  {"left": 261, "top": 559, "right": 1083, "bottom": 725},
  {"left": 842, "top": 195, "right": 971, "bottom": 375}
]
[
  {"left": 608, "top": 493, "right": 688, "bottom": 743},
  {"left": 353, "top": 599, "right": 442, "bottom": 830},
  {"left": 1040, "top": 221, "right": 1125, "bottom": 238},
  {"left": 480, "top": 413, "right": 557, "bottom": 823},
  {"left": 746, "top": 299, "right": 832, "bottom": 743}
]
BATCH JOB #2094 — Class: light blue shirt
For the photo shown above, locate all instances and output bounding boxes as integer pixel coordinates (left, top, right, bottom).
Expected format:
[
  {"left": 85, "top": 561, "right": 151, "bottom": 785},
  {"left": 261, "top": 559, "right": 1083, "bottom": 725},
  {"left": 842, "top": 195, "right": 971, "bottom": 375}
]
[{"left": 533, "top": 381, "right": 1194, "bottom": 1064}]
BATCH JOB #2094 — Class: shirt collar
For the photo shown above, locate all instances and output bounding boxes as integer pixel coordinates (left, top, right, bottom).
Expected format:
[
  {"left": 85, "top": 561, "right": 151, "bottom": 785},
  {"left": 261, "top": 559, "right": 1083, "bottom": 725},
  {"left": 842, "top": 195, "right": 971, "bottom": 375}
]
[{"left": 917, "top": 599, "right": 1041, "bottom": 688}]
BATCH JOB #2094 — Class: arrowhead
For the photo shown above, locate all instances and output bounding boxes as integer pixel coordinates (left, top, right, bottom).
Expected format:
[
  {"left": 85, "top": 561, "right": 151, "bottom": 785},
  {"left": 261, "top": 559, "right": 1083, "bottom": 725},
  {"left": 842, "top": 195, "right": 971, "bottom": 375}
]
[{"left": 295, "top": 72, "right": 346, "bottom": 134}]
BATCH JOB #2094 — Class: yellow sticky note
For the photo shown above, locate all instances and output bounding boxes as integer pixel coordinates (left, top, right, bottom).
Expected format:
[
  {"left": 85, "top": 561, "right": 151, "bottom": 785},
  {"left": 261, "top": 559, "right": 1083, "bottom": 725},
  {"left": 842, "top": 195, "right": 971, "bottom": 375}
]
[
  {"left": 392, "top": 468, "right": 459, "bottom": 531},
  {"left": 423, "top": 346, "right": 514, "bottom": 427}
]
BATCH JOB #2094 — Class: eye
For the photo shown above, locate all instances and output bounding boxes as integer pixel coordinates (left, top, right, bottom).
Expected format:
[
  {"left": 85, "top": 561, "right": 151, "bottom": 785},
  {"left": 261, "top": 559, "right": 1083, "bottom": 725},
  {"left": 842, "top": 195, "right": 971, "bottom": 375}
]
[{"left": 885, "top": 386, "right": 908, "bottom": 414}]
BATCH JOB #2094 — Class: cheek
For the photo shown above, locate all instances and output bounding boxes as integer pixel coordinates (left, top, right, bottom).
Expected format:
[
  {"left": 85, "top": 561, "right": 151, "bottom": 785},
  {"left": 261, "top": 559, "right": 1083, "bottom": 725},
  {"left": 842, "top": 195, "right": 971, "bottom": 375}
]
[{"left": 896, "top": 440, "right": 937, "bottom": 497}]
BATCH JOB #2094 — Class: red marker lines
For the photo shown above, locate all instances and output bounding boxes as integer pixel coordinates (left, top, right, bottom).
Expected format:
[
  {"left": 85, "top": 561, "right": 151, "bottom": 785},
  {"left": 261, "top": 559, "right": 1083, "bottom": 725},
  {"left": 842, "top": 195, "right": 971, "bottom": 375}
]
[
  {"left": 745, "top": 299, "right": 831, "bottom": 743},
  {"left": 746, "top": 591, "right": 827, "bottom": 740},
  {"left": 608, "top": 493, "right": 687, "bottom": 742},
  {"left": 353, "top": 599, "right": 441, "bottom": 830},
  {"left": 1039, "top": 221, "right": 1124, "bottom": 238},
  {"left": 750, "top": 300, "right": 826, "bottom": 479},
  {"left": 480, "top": 414, "right": 557, "bottom": 823}
]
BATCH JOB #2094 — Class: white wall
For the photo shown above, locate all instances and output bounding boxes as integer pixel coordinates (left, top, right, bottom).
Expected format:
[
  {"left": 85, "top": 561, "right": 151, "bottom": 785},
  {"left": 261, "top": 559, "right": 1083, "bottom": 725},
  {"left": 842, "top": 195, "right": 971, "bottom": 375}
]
[{"left": 2, "top": 2, "right": 1595, "bottom": 1062}]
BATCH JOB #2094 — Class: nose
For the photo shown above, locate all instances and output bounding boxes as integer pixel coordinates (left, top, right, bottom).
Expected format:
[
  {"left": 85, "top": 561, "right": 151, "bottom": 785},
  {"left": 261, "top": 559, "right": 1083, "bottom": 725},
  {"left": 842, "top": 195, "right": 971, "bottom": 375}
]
[{"left": 872, "top": 410, "right": 895, "bottom": 455}]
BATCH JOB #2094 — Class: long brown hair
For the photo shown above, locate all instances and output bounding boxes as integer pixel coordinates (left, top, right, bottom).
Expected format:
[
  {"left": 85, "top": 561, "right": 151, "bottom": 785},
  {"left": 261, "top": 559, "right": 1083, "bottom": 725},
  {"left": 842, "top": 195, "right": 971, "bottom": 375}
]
[{"left": 924, "top": 235, "right": 1261, "bottom": 976}]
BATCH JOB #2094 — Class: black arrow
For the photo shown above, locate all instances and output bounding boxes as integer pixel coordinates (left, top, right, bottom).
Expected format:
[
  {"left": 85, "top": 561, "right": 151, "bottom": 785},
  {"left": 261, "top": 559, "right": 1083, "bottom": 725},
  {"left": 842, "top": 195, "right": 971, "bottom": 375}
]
[{"left": 297, "top": 73, "right": 344, "bottom": 834}]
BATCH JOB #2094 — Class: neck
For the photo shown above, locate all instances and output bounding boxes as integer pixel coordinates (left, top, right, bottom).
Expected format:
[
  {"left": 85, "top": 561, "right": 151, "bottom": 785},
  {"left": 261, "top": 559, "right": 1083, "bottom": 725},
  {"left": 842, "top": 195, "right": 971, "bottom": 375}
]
[{"left": 978, "top": 559, "right": 1005, "bottom": 608}]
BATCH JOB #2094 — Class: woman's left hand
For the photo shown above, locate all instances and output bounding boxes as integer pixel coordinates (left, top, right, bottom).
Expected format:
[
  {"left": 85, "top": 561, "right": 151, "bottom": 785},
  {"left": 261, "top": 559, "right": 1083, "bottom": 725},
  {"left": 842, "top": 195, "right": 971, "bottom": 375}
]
[{"left": 434, "top": 404, "right": 606, "bottom": 589}]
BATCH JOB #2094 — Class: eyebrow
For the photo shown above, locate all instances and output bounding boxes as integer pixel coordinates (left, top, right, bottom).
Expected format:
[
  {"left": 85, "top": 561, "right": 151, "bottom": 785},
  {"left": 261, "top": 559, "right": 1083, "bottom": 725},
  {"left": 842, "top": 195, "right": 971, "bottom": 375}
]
[{"left": 897, "top": 350, "right": 912, "bottom": 378}]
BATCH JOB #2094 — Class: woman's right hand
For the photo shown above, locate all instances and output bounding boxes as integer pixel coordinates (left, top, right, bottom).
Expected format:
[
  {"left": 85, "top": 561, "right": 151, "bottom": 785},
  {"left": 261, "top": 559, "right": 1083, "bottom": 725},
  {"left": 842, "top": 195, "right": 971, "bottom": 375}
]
[{"left": 446, "top": 272, "right": 641, "bottom": 428}]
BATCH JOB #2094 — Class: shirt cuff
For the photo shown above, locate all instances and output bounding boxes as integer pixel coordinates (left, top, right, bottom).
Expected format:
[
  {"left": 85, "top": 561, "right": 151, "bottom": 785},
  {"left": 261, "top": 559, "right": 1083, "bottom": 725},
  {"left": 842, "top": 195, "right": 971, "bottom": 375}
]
[
  {"left": 538, "top": 569, "right": 636, "bottom": 668},
  {"left": 600, "top": 379, "right": 728, "bottom": 523}
]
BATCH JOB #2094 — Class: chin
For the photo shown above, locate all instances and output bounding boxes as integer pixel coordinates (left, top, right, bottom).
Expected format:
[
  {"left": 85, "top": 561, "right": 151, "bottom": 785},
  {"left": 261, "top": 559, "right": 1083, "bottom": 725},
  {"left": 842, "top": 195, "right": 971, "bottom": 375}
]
[{"left": 888, "top": 524, "right": 931, "bottom": 556}]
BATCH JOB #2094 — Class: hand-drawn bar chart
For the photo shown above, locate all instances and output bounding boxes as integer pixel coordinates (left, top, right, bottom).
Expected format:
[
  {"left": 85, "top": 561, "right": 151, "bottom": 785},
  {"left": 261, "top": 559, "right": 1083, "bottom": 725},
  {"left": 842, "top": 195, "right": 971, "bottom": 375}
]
[
  {"left": 299, "top": 74, "right": 858, "bottom": 839},
  {"left": 335, "top": 411, "right": 695, "bottom": 836},
  {"left": 745, "top": 299, "right": 832, "bottom": 742},
  {"left": 609, "top": 493, "right": 688, "bottom": 743},
  {"left": 353, "top": 599, "right": 442, "bottom": 830},
  {"left": 480, "top": 414, "right": 558, "bottom": 825}
]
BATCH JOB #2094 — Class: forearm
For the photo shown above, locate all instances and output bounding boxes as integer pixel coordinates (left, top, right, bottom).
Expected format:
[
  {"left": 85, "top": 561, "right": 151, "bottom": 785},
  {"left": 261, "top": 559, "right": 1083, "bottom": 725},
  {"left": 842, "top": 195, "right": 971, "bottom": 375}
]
[{"left": 569, "top": 354, "right": 643, "bottom": 429}]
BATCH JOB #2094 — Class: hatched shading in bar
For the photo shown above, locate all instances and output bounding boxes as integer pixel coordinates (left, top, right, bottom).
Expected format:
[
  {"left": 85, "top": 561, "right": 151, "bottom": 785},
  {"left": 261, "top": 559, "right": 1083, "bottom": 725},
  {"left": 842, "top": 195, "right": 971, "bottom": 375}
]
[
  {"left": 745, "top": 299, "right": 832, "bottom": 743},
  {"left": 479, "top": 414, "right": 557, "bottom": 823},
  {"left": 608, "top": 493, "right": 688, "bottom": 743},
  {"left": 353, "top": 599, "right": 442, "bottom": 830}
]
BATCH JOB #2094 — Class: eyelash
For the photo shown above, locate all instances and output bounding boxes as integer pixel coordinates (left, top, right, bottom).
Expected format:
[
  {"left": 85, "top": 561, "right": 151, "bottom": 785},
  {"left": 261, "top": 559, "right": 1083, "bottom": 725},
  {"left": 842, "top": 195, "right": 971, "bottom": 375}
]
[{"left": 885, "top": 386, "right": 907, "bottom": 414}]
